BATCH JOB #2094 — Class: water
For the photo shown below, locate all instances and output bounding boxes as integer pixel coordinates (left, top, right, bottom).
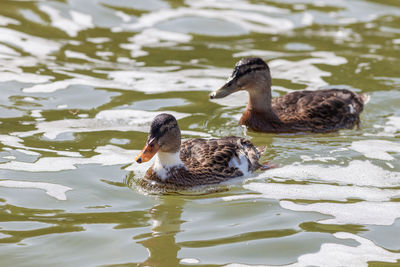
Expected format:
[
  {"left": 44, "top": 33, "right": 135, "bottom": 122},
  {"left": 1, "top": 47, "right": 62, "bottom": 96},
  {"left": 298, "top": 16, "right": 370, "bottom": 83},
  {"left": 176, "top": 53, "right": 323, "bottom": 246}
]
[{"left": 0, "top": 0, "right": 399, "bottom": 266}]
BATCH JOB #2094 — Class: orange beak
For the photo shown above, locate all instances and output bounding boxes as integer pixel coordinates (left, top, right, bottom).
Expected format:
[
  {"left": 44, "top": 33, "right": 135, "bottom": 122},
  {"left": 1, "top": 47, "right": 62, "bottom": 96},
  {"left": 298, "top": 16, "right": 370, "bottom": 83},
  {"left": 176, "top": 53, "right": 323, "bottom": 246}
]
[{"left": 135, "top": 138, "right": 160, "bottom": 163}]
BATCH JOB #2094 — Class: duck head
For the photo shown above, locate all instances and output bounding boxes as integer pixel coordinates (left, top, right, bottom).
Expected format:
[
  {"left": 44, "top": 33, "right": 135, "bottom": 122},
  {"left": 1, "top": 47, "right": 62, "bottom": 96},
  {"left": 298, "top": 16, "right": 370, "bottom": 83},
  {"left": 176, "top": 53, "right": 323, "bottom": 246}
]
[
  {"left": 136, "top": 113, "right": 181, "bottom": 163},
  {"left": 210, "top": 57, "right": 272, "bottom": 99}
]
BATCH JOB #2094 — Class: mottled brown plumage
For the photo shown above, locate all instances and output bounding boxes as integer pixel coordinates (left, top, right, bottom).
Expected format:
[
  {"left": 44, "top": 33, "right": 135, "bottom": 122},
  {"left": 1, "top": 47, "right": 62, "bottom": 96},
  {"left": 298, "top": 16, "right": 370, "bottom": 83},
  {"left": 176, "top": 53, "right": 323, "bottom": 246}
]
[
  {"left": 210, "top": 57, "right": 369, "bottom": 133},
  {"left": 136, "top": 114, "right": 265, "bottom": 192}
]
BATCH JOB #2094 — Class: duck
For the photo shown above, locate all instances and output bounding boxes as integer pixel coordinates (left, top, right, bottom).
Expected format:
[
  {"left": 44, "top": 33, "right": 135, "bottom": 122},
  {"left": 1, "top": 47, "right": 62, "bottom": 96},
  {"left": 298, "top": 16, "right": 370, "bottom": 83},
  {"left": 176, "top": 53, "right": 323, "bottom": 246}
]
[
  {"left": 210, "top": 57, "right": 369, "bottom": 133},
  {"left": 135, "top": 113, "right": 269, "bottom": 192}
]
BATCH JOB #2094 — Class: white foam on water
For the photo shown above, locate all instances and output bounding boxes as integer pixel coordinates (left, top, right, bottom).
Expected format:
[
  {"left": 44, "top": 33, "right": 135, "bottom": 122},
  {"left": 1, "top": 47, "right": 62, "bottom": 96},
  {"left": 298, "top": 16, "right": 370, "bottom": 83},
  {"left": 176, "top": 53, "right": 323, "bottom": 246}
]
[
  {"left": 64, "top": 50, "right": 112, "bottom": 64},
  {"left": 65, "top": 50, "right": 94, "bottom": 61},
  {"left": 23, "top": 97, "right": 35, "bottom": 102},
  {"left": 180, "top": 258, "right": 200, "bottom": 264},
  {"left": 262, "top": 160, "right": 400, "bottom": 187},
  {"left": 351, "top": 140, "right": 400, "bottom": 161},
  {"left": 237, "top": 182, "right": 400, "bottom": 202},
  {"left": 308, "top": 28, "right": 361, "bottom": 43},
  {"left": 0, "top": 134, "right": 81, "bottom": 157},
  {"left": 0, "top": 145, "right": 135, "bottom": 172},
  {"left": 115, "top": 11, "right": 131, "bottom": 23},
  {"left": 0, "top": 221, "right": 50, "bottom": 231},
  {"left": 0, "top": 180, "right": 72, "bottom": 200},
  {"left": 96, "top": 51, "right": 113, "bottom": 57},
  {"left": 355, "top": 62, "right": 370, "bottom": 74},
  {"left": 57, "top": 104, "right": 68, "bottom": 109},
  {"left": 281, "top": 201, "right": 400, "bottom": 226},
  {"left": 269, "top": 52, "right": 347, "bottom": 89},
  {"left": 124, "top": 8, "right": 293, "bottom": 34},
  {"left": 87, "top": 37, "right": 111, "bottom": 44},
  {"left": 15, "top": 149, "right": 40, "bottom": 156},
  {"left": 119, "top": 43, "right": 149, "bottom": 57},
  {"left": 0, "top": 28, "right": 60, "bottom": 56},
  {"left": 108, "top": 67, "right": 226, "bottom": 93},
  {"left": 0, "top": 54, "right": 38, "bottom": 71},
  {"left": 386, "top": 162, "right": 394, "bottom": 169},
  {"left": 233, "top": 50, "right": 289, "bottom": 59},
  {"left": 0, "top": 135, "right": 26, "bottom": 148},
  {"left": 386, "top": 116, "right": 400, "bottom": 130},
  {"left": 70, "top": 10, "right": 94, "bottom": 29},
  {"left": 0, "top": 71, "right": 53, "bottom": 84},
  {"left": 186, "top": 0, "right": 289, "bottom": 14},
  {"left": 126, "top": 28, "right": 192, "bottom": 56},
  {"left": 227, "top": 233, "right": 400, "bottom": 267},
  {"left": 0, "top": 233, "right": 12, "bottom": 239},
  {"left": 14, "top": 109, "right": 189, "bottom": 140},
  {"left": 22, "top": 63, "right": 225, "bottom": 94},
  {"left": 372, "top": 116, "right": 400, "bottom": 137},
  {"left": 0, "top": 15, "right": 20, "bottom": 26},
  {"left": 300, "top": 155, "right": 336, "bottom": 162},
  {"left": 0, "top": 44, "right": 20, "bottom": 56},
  {"left": 2, "top": 156, "right": 16, "bottom": 160},
  {"left": 31, "top": 109, "right": 42, "bottom": 118},
  {"left": 39, "top": 6, "right": 93, "bottom": 37},
  {"left": 22, "top": 76, "right": 130, "bottom": 93},
  {"left": 94, "top": 110, "right": 187, "bottom": 127},
  {"left": 301, "top": 12, "right": 313, "bottom": 25},
  {"left": 285, "top": 233, "right": 400, "bottom": 267},
  {"left": 132, "top": 28, "right": 193, "bottom": 45}
]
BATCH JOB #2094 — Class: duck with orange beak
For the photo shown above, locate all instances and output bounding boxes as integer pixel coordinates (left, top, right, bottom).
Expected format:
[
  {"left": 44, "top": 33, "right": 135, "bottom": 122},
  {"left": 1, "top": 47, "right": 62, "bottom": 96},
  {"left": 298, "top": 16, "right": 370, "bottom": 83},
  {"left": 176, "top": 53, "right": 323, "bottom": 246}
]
[{"left": 135, "top": 113, "right": 271, "bottom": 191}]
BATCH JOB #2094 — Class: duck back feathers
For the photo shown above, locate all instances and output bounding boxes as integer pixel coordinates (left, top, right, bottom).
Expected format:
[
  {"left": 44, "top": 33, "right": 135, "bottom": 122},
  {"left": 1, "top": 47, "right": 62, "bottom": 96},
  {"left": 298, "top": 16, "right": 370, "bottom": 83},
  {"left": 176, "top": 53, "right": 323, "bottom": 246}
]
[
  {"left": 139, "top": 136, "right": 261, "bottom": 191},
  {"left": 181, "top": 136, "right": 261, "bottom": 173},
  {"left": 271, "top": 89, "right": 366, "bottom": 132}
]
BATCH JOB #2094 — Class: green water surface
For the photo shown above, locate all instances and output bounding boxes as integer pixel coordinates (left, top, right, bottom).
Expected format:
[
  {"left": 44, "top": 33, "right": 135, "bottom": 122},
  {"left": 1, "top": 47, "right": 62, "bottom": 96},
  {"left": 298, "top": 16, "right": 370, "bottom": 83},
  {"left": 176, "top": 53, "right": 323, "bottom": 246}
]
[{"left": 0, "top": 0, "right": 399, "bottom": 266}]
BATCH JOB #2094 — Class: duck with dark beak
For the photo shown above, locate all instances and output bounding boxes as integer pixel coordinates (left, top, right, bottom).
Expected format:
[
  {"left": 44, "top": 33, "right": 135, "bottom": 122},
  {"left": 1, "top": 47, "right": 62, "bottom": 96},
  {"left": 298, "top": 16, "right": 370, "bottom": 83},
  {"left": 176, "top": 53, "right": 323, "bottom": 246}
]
[
  {"left": 210, "top": 57, "right": 369, "bottom": 133},
  {"left": 209, "top": 79, "right": 239, "bottom": 99}
]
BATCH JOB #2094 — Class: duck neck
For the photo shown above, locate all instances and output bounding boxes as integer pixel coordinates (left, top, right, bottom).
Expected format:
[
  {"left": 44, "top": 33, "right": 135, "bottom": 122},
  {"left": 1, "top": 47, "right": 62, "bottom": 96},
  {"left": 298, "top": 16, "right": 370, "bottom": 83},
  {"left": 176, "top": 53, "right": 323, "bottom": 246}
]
[
  {"left": 240, "top": 83, "right": 282, "bottom": 131},
  {"left": 246, "top": 87, "right": 273, "bottom": 113},
  {"left": 153, "top": 151, "right": 185, "bottom": 181}
]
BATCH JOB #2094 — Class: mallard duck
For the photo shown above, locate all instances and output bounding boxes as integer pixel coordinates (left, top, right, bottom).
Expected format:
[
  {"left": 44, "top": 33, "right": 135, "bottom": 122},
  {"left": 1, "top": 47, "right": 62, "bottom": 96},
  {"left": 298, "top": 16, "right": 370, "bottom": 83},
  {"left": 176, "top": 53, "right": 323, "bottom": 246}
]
[
  {"left": 210, "top": 57, "right": 369, "bottom": 133},
  {"left": 135, "top": 113, "right": 268, "bottom": 191}
]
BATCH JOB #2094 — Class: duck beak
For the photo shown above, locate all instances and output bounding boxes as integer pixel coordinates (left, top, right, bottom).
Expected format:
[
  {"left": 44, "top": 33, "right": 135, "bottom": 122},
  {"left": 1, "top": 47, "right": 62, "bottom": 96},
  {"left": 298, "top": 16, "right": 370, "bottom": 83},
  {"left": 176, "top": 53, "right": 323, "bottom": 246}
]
[
  {"left": 135, "top": 137, "right": 160, "bottom": 163},
  {"left": 209, "top": 80, "right": 239, "bottom": 99}
]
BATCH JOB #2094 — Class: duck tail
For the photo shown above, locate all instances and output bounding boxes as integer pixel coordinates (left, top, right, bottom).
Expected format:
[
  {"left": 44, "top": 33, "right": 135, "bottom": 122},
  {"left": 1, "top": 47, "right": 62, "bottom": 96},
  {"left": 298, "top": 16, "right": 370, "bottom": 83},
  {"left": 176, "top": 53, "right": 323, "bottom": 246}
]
[
  {"left": 256, "top": 146, "right": 267, "bottom": 155},
  {"left": 360, "top": 93, "right": 370, "bottom": 104}
]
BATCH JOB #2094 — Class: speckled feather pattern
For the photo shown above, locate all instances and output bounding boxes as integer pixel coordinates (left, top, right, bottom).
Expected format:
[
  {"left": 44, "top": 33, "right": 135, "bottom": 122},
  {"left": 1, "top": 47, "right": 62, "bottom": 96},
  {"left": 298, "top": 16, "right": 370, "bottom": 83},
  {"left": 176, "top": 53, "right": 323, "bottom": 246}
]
[
  {"left": 138, "top": 136, "right": 261, "bottom": 191},
  {"left": 222, "top": 57, "right": 367, "bottom": 133},
  {"left": 241, "top": 89, "right": 366, "bottom": 133}
]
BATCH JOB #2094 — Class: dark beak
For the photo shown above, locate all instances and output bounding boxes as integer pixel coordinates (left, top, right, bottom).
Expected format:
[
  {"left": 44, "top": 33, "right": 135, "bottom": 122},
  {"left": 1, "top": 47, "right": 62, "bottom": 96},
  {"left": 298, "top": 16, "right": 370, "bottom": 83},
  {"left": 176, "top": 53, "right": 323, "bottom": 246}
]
[
  {"left": 135, "top": 137, "right": 160, "bottom": 163},
  {"left": 209, "top": 80, "right": 239, "bottom": 99}
]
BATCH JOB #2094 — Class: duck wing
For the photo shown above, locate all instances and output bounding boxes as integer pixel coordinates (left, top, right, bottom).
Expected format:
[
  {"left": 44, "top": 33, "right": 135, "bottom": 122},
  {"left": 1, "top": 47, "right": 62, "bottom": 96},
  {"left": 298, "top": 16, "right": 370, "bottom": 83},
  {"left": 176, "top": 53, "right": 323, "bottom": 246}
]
[
  {"left": 272, "top": 89, "right": 366, "bottom": 132},
  {"left": 180, "top": 136, "right": 261, "bottom": 177}
]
